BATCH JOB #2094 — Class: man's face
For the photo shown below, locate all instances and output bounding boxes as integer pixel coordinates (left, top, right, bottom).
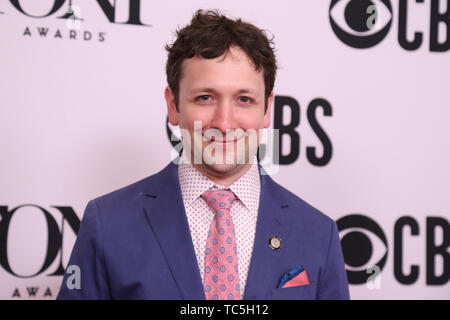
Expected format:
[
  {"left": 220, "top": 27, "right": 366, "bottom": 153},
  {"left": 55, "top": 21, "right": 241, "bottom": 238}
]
[{"left": 165, "top": 46, "right": 273, "bottom": 177}]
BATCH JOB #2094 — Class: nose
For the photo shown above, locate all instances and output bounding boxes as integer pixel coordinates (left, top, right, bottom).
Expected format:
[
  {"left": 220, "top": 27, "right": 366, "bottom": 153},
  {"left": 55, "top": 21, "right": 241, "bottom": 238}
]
[{"left": 210, "top": 99, "right": 236, "bottom": 134}]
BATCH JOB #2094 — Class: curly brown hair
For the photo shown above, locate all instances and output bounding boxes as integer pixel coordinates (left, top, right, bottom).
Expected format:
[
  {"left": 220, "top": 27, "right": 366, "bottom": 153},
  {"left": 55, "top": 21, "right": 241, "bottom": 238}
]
[{"left": 165, "top": 9, "right": 277, "bottom": 113}]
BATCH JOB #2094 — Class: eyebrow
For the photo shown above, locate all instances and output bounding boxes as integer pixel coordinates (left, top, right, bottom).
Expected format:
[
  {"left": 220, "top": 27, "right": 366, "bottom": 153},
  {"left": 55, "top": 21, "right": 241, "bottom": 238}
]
[{"left": 190, "top": 87, "right": 257, "bottom": 95}]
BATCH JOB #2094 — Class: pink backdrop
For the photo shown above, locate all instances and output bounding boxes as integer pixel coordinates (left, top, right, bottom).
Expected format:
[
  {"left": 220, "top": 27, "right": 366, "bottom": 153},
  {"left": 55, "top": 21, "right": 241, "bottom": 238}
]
[{"left": 1, "top": 0, "right": 449, "bottom": 299}]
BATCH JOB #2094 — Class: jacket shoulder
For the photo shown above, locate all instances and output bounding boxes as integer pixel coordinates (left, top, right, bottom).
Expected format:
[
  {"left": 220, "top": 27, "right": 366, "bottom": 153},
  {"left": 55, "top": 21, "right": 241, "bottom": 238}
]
[
  {"left": 89, "top": 162, "right": 175, "bottom": 214},
  {"left": 268, "top": 175, "right": 336, "bottom": 229}
]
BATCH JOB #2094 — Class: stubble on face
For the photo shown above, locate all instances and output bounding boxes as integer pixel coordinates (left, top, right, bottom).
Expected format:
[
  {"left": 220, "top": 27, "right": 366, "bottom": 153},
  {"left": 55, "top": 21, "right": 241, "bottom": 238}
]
[{"left": 175, "top": 47, "right": 270, "bottom": 185}]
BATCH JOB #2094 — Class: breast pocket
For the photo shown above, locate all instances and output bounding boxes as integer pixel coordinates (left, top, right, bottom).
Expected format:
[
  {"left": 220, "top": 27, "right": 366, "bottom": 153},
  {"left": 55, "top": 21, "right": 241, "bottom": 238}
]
[{"left": 270, "top": 282, "right": 317, "bottom": 300}]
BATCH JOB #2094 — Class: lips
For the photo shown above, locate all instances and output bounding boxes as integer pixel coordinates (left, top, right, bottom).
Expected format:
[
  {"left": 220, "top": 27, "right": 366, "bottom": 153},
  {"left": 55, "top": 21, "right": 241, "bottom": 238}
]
[
  {"left": 209, "top": 139, "right": 235, "bottom": 149},
  {"left": 210, "top": 136, "right": 235, "bottom": 143},
  {"left": 206, "top": 132, "right": 246, "bottom": 143}
]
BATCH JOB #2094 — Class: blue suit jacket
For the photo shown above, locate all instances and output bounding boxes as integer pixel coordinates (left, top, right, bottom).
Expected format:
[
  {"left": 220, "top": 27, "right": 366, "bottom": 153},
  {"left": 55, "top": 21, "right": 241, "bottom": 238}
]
[{"left": 57, "top": 161, "right": 349, "bottom": 300}]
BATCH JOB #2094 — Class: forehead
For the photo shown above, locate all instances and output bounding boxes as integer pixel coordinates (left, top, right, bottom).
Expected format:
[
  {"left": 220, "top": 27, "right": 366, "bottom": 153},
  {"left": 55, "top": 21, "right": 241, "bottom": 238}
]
[{"left": 179, "top": 47, "right": 264, "bottom": 94}]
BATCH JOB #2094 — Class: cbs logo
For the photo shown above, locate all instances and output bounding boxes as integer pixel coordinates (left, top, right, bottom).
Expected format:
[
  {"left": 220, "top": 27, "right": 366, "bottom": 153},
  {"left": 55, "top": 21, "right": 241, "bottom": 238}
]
[
  {"left": 329, "top": 0, "right": 393, "bottom": 49},
  {"left": 329, "top": 0, "right": 450, "bottom": 51},
  {"left": 337, "top": 214, "right": 388, "bottom": 285},
  {"left": 337, "top": 214, "right": 450, "bottom": 286}
]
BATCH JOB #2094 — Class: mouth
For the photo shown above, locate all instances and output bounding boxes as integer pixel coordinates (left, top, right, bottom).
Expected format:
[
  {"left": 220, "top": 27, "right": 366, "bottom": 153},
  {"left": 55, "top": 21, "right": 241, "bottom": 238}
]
[
  {"left": 210, "top": 136, "right": 236, "bottom": 143},
  {"left": 205, "top": 132, "right": 247, "bottom": 144}
]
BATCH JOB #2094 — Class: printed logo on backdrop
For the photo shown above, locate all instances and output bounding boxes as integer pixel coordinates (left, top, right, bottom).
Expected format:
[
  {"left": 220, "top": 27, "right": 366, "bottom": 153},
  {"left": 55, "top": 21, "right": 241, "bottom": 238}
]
[
  {"left": 337, "top": 214, "right": 388, "bottom": 286},
  {"left": 0, "top": 205, "right": 80, "bottom": 298},
  {"left": 337, "top": 214, "right": 450, "bottom": 287},
  {"left": 329, "top": 0, "right": 450, "bottom": 52},
  {"left": 0, "top": 0, "right": 152, "bottom": 43},
  {"left": 166, "top": 95, "right": 334, "bottom": 170}
]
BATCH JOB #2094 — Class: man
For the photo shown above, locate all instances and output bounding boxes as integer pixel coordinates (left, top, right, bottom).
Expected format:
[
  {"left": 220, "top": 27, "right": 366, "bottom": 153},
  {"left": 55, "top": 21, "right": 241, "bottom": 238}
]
[{"left": 57, "top": 10, "right": 349, "bottom": 300}]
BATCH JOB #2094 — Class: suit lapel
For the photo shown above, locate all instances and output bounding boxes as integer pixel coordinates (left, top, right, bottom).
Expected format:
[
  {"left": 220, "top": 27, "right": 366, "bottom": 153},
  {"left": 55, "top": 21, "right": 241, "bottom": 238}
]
[
  {"left": 139, "top": 161, "right": 292, "bottom": 300},
  {"left": 243, "top": 165, "right": 293, "bottom": 299},
  {"left": 141, "top": 162, "right": 205, "bottom": 300}
]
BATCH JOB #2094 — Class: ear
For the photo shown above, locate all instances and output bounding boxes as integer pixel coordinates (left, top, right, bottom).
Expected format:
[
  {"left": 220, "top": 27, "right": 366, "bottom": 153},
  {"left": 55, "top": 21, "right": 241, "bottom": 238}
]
[
  {"left": 165, "top": 86, "right": 179, "bottom": 126},
  {"left": 263, "top": 91, "right": 274, "bottom": 128}
]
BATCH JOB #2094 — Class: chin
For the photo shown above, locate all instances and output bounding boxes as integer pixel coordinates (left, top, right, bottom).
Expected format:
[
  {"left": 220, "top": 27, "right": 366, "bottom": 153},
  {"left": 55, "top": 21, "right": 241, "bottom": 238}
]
[
  {"left": 205, "top": 162, "right": 241, "bottom": 175},
  {"left": 203, "top": 149, "right": 254, "bottom": 176}
]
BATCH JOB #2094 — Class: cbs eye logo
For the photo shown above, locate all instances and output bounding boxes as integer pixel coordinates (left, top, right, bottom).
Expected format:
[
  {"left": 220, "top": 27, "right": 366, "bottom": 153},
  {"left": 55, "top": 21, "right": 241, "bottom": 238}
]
[
  {"left": 337, "top": 214, "right": 388, "bottom": 284},
  {"left": 329, "top": 0, "right": 393, "bottom": 48}
]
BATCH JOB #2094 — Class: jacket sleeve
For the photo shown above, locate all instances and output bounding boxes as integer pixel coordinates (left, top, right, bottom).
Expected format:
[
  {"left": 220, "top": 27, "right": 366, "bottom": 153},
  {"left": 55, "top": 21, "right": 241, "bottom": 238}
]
[
  {"left": 57, "top": 199, "right": 111, "bottom": 299},
  {"left": 317, "top": 221, "right": 350, "bottom": 300}
]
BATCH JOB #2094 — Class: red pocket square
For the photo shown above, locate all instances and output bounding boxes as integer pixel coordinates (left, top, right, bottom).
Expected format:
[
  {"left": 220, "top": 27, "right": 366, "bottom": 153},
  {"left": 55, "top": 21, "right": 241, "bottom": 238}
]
[{"left": 282, "top": 270, "right": 310, "bottom": 288}]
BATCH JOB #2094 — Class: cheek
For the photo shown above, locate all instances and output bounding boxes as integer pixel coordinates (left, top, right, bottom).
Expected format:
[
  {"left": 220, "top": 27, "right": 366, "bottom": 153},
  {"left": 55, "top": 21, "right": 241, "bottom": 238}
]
[
  {"left": 237, "top": 110, "right": 266, "bottom": 131},
  {"left": 178, "top": 106, "right": 214, "bottom": 130}
]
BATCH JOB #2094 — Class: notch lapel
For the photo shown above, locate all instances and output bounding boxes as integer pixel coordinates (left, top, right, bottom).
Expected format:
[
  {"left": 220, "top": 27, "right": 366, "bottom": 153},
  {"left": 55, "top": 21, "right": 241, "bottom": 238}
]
[
  {"left": 141, "top": 162, "right": 205, "bottom": 300},
  {"left": 243, "top": 166, "right": 293, "bottom": 299}
]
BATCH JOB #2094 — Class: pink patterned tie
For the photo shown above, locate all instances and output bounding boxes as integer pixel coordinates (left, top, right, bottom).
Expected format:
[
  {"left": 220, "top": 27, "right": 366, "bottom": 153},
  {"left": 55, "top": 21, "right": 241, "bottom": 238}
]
[{"left": 201, "top": 189, "right": 240, "bottom": 300}]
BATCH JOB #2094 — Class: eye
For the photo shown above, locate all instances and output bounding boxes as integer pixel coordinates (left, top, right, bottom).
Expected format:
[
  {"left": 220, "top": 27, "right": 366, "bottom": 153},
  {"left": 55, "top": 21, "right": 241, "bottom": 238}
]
[
  {"left": 329, "top": 0, "right": 393, "bottom": 48},
  {"left": 196, "top": 95, "right": 212, "bottom": 102},
  {"left": 337, "top": 214, "right": 388, "bottom": 284},
  {"left": 238, "top": 96, "right": 253, "bottom": 105}
]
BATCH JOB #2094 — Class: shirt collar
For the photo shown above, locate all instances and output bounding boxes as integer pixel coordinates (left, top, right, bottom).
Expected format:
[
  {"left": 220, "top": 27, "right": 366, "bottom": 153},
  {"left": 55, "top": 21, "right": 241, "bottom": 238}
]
[{"left": 177, "top": 151, "right": 261, "bottom": 215}]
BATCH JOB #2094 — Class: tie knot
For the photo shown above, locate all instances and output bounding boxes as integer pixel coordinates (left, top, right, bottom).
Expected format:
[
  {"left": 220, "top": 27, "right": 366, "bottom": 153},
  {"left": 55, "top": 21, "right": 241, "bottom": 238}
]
[{"left": 201, "top": 189, "right": 236, "bottom": 213}]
